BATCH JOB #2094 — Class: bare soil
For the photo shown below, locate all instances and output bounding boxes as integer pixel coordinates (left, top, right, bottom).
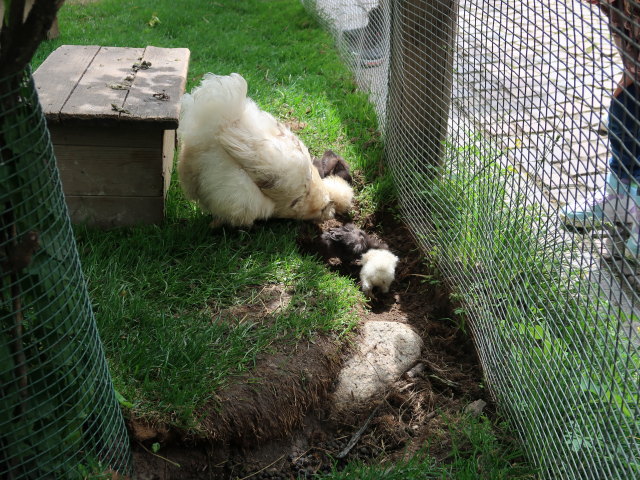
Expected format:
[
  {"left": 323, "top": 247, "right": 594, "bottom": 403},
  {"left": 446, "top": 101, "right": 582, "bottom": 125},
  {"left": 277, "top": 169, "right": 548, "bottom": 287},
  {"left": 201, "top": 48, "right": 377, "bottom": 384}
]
[{"left": 128, "top": 210, "right": 488, "bottom": 480}]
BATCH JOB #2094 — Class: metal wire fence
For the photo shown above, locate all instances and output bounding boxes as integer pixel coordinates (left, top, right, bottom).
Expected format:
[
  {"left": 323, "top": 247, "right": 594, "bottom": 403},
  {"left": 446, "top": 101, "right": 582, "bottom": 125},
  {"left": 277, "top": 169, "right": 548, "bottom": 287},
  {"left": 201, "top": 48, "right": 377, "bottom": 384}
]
[
  {"left": 0, "top": 68, "right": 131, "bottom": 478},
  {"left": 303, "top": 0, "right": 639, "bottom": 478}
]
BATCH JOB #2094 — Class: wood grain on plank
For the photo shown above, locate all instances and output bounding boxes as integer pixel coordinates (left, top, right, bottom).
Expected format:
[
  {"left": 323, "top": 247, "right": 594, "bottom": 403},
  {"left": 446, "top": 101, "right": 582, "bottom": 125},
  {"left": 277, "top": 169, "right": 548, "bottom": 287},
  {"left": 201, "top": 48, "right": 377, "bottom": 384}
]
[
  {"left": 61, "top": 46, "right": 145, "bottom": 122},
  {"left": 162, "top": 129, "right": 176, "bottom": 194},
  {"left": 124, "top": 46, "right": 190, "bottom": 127},
  {"left": 33, "top": 45, "right": 101, "bottom": 121},
  {"left": 66, "top": 195, "right": 164, "bottom": 228},
  {"left": 55, "top": 144, "right": 164, "bottom": 196}
]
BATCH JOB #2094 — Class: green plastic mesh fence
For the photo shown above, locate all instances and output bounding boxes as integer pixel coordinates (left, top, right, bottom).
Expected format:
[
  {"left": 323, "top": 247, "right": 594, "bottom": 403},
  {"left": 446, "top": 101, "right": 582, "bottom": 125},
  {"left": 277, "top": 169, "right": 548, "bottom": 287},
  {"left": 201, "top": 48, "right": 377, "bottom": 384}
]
[
  {"left": 303, "top": 0, "right": 639, "bottom": 478},
  {"left": 0, "top": 68, "right": 131, "bottom": 478}
]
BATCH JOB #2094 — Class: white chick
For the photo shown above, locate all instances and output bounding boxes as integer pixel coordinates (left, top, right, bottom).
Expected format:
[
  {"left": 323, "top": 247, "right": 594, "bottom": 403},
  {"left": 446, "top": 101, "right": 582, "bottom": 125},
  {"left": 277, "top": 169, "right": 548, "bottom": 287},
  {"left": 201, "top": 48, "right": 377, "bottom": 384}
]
[{"left": 359, "top": 248, "right": 399, "bottom": 298}]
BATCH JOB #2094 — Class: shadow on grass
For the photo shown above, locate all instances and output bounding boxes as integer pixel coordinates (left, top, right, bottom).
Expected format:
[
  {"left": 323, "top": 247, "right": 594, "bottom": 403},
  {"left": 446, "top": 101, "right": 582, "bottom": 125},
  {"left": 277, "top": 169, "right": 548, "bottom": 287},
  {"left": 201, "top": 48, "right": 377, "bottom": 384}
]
[{"left": 75, "top": 213, "right": 361, "bottom": 433}]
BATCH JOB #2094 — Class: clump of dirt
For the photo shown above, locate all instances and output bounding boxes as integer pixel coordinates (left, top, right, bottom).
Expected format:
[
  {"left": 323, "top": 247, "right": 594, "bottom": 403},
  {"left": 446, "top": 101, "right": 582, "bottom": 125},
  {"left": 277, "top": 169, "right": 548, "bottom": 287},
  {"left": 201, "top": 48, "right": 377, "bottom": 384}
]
[
  {"left": 129, "top": 210, "right": 488, "bottom": 480},
  {"left": 129, "top": 333, "right": 348, "bottom": 479},
  {"left": 199, "top": 334, "right": 345, "bottom": 446}
]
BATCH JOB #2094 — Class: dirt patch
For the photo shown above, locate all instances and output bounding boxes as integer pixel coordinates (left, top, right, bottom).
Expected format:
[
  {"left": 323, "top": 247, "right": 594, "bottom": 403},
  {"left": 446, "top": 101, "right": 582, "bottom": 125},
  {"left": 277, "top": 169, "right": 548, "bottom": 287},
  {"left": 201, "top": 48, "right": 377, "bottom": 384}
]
[
  {"left": 131, "top": 335, "right": 343, "bottom": 443},
  {"left": 129, "top": 333, "right": 348, "bottom": 479},
  {"left": 129, "top": 211, "right": 488, "bottom": 479},
  {"left": 212, "top": 284, "right": 293, "bottom": 327},
  {"left": 199, "top": 335, "right": 345, "bottom": 446}
]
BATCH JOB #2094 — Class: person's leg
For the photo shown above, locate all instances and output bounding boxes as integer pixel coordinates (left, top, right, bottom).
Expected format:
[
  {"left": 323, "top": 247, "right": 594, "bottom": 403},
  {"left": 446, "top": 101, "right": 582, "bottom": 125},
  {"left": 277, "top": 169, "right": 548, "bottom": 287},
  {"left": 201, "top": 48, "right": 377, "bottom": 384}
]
[
  {"left": 608, "top": 82, "right": 640, "bottom": 183},
  {"left": 561, "top": 84, "right": 640, "bottom": 229},
  {"left": 608, "top": 83, "right": 640, "bottom": 258},
  {"left": 342, "top": 1, "right": 384, "bottom": 67}
]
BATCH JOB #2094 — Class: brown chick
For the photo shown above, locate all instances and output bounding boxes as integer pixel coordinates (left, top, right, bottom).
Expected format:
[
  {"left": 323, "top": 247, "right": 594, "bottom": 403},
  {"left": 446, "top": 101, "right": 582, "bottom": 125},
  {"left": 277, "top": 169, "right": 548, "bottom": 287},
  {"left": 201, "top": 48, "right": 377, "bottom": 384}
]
[{"left": 312, "top": 150, "right": 353, "bottom": 184}]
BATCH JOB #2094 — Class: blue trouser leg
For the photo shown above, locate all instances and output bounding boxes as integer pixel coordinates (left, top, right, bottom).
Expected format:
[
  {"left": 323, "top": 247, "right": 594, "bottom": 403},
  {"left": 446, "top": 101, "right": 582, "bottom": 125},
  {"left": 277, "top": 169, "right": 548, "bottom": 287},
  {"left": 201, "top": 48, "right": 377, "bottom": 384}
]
[
  {"left": 607, "top": 83, "right": 640, "bottom": 259},
  {"left": 608, "top": 82, "right": 640, "bottom": 184},
  {"left": 560, "top": 84, "right": 640, "bottom": 228}
]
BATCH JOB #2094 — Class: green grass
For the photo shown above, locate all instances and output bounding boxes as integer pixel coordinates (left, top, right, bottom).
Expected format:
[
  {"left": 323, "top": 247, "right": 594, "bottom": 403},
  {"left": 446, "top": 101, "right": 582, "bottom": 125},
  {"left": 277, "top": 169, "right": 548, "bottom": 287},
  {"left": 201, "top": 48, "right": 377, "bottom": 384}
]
[
  {"left": 321, "top": 415, "right": 537, "bottom": 479},
  {"left": 410, "top": 137, "right": 640, "bottom": 479},
  {"left": 76, "top": 219, "right": 361, "bottom": 429}
]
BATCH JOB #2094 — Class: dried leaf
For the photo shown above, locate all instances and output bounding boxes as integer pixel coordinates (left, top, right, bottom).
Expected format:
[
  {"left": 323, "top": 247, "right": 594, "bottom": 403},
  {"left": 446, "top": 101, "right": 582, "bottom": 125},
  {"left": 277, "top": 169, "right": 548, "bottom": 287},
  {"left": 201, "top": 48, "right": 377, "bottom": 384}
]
[
  {"left": 108, "top": 83, "right": 129, "bottom": 90},
  {"left": 111, "top": 103, "right": 130, "bottom": 114}
]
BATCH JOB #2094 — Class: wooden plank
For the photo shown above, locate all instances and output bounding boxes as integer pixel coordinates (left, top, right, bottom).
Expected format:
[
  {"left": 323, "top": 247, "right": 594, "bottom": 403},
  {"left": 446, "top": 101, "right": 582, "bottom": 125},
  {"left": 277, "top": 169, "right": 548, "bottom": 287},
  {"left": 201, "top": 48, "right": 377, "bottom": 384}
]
[
  {"left": 54, "top": 144, "right": 163, "bottom": 196},
  {"left": 162, "top": 129, "right": 176, "bottom": 194},
  {"left": 124, "top": 46, "right": 190, "bottom": 128},
  {"left": 33, "top": 45, "right": 101, "bottom": 120},
  {"left": 48, "top": 124, "right": 162, "bottom": 149},
  {"left": 60, "top": 46, "right": 145, "bottom": 122},
  {"left": 66, "top": 196, "right": 164, "bottom": 228}
]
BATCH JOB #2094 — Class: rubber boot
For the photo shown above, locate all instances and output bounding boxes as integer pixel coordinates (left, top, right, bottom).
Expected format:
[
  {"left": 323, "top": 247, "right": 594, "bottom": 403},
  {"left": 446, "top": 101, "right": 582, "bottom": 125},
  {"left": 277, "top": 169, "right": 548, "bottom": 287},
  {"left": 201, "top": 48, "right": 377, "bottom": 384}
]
[{"left": 560, "top": 172, "right": 636, "bottom": 229}]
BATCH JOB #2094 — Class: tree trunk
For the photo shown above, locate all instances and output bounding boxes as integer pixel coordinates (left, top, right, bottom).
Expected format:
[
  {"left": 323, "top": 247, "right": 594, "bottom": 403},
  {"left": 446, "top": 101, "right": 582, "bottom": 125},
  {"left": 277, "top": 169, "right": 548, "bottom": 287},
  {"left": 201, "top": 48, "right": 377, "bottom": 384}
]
[{"left": 0, "top": 0, "right": 64, "bottom": 77}]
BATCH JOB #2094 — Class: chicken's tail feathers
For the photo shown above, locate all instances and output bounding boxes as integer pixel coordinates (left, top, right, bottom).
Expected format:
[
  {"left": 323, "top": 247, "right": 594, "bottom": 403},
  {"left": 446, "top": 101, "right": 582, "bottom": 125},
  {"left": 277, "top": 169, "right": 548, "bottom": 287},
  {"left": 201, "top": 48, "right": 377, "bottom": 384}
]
[
  {"left": 322, "top": 176, "right": 354, "bottom": 214},
  {"left": 178, "top": 73, "right": 248, "bottom": 145}
]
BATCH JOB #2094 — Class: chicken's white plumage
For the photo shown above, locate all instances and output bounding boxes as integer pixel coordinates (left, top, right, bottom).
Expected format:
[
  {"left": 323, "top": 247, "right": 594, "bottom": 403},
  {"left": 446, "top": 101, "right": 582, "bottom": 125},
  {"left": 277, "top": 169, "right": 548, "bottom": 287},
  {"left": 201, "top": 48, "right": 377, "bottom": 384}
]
[
  {"left": 360, "top": 249, "right": 399, "bottom": 297},
  {"left": 177, "top": 73, "right": 353, "bottom": 227}
]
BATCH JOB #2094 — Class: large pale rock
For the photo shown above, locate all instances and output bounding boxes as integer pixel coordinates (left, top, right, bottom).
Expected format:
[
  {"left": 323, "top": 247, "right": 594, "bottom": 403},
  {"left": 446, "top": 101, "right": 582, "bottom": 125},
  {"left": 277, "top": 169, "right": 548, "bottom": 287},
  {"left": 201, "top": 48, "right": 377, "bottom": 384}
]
[{"left": 333, "top": 321, "right": 423, "bottom": 409}]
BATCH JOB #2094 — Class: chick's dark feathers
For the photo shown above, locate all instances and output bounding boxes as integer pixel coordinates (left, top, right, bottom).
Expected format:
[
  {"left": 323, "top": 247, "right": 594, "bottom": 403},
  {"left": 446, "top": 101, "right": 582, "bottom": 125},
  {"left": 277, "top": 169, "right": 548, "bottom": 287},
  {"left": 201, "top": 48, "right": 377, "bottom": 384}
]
[
  {"left": 318, "top": 223, "right": 388, "bottom": 262},
  {"left": 312, "top": 150, "right": 353, "bottom": 184}
]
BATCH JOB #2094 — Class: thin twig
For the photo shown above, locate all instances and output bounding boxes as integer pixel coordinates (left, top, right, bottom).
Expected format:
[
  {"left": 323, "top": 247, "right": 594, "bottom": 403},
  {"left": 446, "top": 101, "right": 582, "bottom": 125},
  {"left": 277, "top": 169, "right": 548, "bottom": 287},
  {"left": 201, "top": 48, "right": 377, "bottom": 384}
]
[
  {"left": 292, "top": 449, "right": 311, "bottom": 464},
  {"left": 336, "top": 402, "right": 383, "bottom": 459},
  {"left": 237, "top": 454, "right": 285, "bottom": 480},
  {"left": 136, "top": 441, "right": 181, "bottom": 468},
  {"left": 428, "top": 374, "right": 460, "bottom": 389}
]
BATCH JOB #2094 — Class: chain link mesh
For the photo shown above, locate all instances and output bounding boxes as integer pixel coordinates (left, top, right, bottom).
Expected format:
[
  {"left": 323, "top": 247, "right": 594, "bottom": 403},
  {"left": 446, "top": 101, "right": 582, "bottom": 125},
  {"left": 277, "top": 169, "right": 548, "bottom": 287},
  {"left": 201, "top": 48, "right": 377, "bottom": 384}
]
[
  {"left": 303, "top": 0, "right": 639, "bottom": 478},
  {"left": 0, "top": 68, "right": 131, "bottom": 478}
]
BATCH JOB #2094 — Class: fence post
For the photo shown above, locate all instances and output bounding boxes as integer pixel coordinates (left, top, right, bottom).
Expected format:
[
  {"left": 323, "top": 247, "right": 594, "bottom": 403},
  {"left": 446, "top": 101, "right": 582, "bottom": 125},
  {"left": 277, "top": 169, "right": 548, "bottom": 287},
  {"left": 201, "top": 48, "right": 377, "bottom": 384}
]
[{"left": 386, "top": 0, "right": 459, "bottom": 175}]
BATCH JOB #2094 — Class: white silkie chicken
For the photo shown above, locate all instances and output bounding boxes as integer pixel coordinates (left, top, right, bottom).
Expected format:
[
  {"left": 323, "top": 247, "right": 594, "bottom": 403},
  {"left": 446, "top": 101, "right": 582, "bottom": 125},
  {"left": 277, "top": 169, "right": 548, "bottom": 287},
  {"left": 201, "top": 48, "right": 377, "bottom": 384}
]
[
  {"left": 360, "top": 248, "right": 399, "bottom": 298},
  {"left": 177, "top": 73, "right": 353, "bottom": 227}
]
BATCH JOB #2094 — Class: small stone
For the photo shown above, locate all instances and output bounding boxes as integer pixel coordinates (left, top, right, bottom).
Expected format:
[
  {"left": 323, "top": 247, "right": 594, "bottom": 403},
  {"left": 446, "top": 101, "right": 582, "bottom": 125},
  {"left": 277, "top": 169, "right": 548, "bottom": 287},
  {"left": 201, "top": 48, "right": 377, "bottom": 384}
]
[
  {"left": 358, "top": 446, "right": 371, "bottom": 456},
  {"left": 405, "top": 362, "right": 425, "bottom": 378},
  {"left": 464, "top": 399, "right": 487, "bottom": 416}
]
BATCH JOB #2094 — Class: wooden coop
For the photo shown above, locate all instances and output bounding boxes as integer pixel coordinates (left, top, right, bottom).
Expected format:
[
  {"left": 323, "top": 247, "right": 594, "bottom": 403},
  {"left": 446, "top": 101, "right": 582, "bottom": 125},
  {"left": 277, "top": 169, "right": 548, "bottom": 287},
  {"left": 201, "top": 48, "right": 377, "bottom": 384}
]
[{"left": 34, "top": 45, "right": 190, "bottom": 227}]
